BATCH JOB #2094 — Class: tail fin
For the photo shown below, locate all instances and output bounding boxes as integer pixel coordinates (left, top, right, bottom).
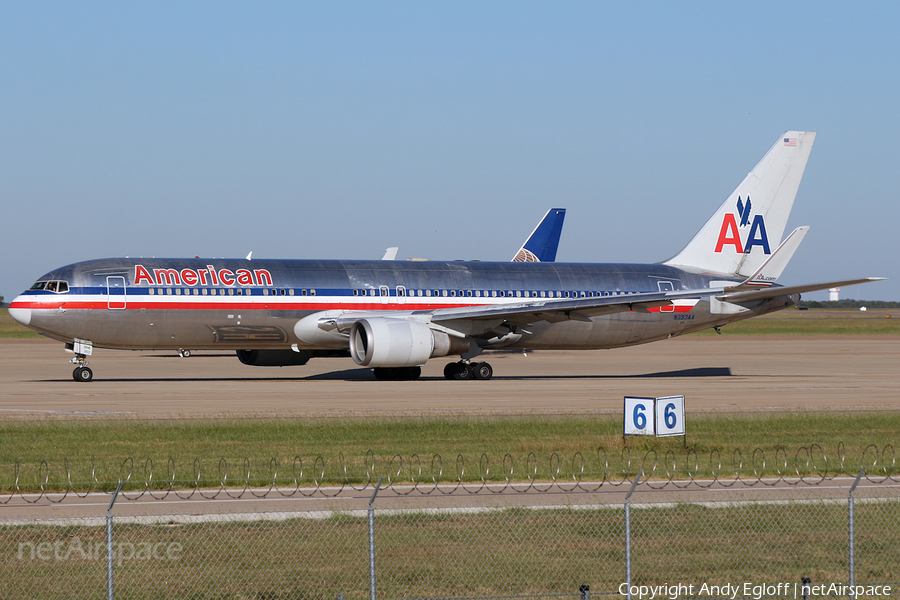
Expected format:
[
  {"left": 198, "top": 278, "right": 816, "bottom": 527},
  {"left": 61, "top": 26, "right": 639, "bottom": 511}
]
[
  {"left": 512, "top": 208, "right": 566, "bottom": 262},
  {"left": 663, "top": 131, "right": 816, "bottom": 277}
]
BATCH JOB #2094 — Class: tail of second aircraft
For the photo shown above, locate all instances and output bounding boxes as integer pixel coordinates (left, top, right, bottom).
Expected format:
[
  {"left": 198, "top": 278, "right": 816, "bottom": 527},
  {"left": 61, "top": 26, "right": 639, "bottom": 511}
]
[
  {"left": 512, "top": 208, "right": 566, "bottom": 262},
  {"left": 663, "top": 131, "right": 816, "bottom": 278}
]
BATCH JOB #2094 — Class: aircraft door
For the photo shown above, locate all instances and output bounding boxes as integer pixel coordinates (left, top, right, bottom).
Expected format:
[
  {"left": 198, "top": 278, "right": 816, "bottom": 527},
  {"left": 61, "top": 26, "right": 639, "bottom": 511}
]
[
  {"left": 657, "top": 281, "right": 674, "bottom": 312},
  {"left": 379, "top": 285, "right": 389, "bottom": 305},
  {"left": 396, "top": 286, "right": 407, "bottom": 305},
  {"left": 107, "top": 276, "right": 127, "bottom": 310}
]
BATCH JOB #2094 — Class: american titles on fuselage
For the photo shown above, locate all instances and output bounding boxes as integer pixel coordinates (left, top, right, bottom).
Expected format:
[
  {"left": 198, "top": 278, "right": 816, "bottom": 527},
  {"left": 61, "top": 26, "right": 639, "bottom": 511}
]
[{"left": 134, "top": 264, "right": 273, "bottom": 287}]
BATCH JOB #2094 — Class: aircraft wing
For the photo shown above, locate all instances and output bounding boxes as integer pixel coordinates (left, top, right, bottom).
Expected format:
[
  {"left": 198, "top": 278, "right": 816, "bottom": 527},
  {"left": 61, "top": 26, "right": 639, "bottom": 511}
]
[
  {"left": 427, "top": 275, "right": 884, "bottom": 325},
  {"left": 716, "top": 277, "right": 885, "bottom": 304},
  {"left": 326, "top": 277, "right": 883, "bottom": 332}
]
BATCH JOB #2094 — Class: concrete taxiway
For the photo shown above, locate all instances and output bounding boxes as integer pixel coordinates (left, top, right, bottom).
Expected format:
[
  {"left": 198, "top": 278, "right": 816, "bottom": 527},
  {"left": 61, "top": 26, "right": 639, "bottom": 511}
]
[{"left": 0, "top": 336, "right": 898, "bottom": 419}]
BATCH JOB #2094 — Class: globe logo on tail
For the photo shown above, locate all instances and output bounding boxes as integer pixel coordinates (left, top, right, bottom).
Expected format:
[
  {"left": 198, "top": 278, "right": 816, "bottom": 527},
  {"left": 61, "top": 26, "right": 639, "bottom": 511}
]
[{"left": 513, "top": 249, "right": 540, "bottom": 262}]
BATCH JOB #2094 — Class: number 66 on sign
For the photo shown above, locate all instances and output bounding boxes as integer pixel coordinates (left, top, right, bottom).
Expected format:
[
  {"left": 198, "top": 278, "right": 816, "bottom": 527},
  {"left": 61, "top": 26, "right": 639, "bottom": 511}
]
[{"left": 623, "top": 396, "right": 685, "bottom": 438}]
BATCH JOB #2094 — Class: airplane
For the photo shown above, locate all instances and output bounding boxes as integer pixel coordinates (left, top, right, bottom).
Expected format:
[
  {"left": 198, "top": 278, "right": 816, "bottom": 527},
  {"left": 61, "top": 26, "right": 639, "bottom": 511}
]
[{"left": 9, "top": 131, "right": 883, "bottom": 382}]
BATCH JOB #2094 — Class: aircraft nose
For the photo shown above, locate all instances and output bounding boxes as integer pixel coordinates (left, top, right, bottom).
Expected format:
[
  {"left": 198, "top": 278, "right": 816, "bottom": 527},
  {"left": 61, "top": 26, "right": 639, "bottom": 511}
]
[{"left": 8, "top": 296, "right": 32, "bottom": 327}]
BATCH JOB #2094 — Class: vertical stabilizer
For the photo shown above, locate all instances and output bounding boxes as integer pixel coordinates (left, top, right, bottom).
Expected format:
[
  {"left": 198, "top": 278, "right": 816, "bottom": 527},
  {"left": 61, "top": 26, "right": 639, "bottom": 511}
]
[
  {"left": 512, "top": 208, "right": 566, "bottom": 262},
  {"left": 664, "top": 131, "right": 815, "bottom": 277}
]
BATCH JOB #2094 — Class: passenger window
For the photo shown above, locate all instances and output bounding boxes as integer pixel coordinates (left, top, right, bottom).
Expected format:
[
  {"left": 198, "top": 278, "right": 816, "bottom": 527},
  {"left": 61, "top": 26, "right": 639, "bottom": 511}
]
[{"left": 149, "top": 288, "right": 155, "bottom": 296}]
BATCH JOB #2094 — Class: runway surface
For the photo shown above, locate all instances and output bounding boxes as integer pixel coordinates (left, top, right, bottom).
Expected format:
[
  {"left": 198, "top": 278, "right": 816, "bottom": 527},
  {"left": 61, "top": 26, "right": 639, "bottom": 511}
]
[{"left": 1, "top": 336, "right": 898, "bottom": 420}]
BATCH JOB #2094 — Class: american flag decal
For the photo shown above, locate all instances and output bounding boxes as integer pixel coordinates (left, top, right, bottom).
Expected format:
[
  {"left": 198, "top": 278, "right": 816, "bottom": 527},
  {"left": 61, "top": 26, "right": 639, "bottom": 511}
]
[{"left": 784, "top": 137, "right": 797, "bottom": 147}]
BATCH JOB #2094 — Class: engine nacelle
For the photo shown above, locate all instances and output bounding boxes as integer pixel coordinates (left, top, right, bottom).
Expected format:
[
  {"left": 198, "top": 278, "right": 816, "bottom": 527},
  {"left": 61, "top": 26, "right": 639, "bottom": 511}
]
[
  {"left": 349, "top": 317, "right": 469, "bottom": 367},
  {"left": 294, "top": 311, "right": 350, "bottom": 347}
]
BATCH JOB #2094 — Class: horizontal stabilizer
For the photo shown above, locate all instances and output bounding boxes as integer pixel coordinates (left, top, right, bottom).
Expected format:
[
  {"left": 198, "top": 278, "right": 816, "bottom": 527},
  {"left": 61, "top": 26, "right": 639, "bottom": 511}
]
[
  {"left": 724, "top": 226, "right": 809, "bottom": 293},
  {"left": 718, "top": 277, "right": 885, "bottom": 304}
]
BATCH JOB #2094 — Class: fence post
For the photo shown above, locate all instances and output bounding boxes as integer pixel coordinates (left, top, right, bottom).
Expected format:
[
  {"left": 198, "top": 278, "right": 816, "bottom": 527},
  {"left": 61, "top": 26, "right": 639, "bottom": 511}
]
[
  {"left": 106, "top": 480, "right": 123, "bottom": 600},
  {"left": 369, "top": 476, "right": 384, "bottom": 600},
  {"left": 848, "top": 467, "right": 864, "bottom": 599},
  {"left": 624, "top": 471, "right": 643, "bottom": 600}
]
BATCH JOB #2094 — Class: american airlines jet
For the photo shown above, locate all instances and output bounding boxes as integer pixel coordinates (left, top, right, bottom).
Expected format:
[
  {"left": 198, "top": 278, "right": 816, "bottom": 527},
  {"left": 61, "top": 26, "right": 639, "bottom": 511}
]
[{"left": 9, "top": 132, "right": 882, "bottom": 382}]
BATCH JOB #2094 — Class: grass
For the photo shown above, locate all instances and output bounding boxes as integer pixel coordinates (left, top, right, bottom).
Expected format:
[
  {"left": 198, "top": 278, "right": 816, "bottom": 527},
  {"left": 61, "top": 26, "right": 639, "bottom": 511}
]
[
  {"left": 2, "top": 502, "right": 897, "bottom": 596},
  {"left": 690, "top": 308, "right": 900, "bottom": 335},
  {"left": 1, "top": 413, "right": 897, "bottom": 491},
  {"left": 0, "top": 308, "right": 41, "bottom": 339}
]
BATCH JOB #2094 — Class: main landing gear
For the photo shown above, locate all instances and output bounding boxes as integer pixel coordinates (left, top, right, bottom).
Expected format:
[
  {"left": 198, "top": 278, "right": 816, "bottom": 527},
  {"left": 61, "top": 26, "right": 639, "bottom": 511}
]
[
  {"left": 443, "top": 361, "right": 493, "bottom": 380},
  {"left": 70, "top": 354, "right": 93, "bottom": 382}
]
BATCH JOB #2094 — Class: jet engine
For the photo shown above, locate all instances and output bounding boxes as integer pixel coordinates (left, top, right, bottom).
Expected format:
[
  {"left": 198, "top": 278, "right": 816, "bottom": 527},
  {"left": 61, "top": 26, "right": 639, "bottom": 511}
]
[{"left": 349, "top": 317, "right": 468, "bottom": 367}]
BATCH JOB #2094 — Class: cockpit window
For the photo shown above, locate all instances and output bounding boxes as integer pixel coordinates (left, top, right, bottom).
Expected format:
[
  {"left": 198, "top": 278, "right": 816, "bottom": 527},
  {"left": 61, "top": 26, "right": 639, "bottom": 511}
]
[{"left": 30, "top": 280, "right": 69, "bottom": 293}]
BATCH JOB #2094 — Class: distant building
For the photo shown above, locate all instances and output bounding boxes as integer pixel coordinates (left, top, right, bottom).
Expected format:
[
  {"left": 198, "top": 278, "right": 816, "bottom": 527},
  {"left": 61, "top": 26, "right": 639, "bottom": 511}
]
[{"left": 829, "top": 287, "right": 840, "bottom": 302}]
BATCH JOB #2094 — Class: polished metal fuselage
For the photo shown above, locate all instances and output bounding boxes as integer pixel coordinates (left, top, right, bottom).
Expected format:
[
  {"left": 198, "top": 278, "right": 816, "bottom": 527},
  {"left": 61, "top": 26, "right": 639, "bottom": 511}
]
[{"left": 13, "top": 258, "right": 796, "bottom": 352}]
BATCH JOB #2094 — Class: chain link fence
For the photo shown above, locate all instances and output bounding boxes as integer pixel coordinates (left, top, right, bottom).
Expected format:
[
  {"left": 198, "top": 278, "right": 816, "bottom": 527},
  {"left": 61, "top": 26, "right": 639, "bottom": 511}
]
[{"left": 2, "top": 473, "right": 898, "bottom": 600}]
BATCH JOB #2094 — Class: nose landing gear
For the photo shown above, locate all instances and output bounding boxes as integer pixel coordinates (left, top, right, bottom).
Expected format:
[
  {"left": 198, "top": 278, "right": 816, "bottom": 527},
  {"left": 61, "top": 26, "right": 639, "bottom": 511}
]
[{"left": 70, "top": 354, "right": 93, "bottom": 382}]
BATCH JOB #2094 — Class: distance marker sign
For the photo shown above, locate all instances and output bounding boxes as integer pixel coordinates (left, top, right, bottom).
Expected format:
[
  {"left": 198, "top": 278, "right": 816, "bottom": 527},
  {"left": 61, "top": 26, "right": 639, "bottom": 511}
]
[
  {"left": 623, "top": 397, "right": 656, "bottom": 436},
  {"left": 654, "top": 395, "right": 685, "bottom": 437},
  {"left": 623, "top": 396, "right": 685, "bottom": 438}
]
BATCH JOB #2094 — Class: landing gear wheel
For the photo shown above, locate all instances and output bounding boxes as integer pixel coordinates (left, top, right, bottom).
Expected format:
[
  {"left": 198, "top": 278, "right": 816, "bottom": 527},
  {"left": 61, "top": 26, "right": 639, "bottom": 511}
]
[
  {"left": 473, "top": 362, "right": 493, "bottom": 380},
  {"left": 443, "top": 363, "right": 456, "bottom": 380},
  {"left": 452, "top": 362, "right": 475, "bottom": 380},
  {"left": 73, "top": 366, "right": 93, "bottom": 382}
]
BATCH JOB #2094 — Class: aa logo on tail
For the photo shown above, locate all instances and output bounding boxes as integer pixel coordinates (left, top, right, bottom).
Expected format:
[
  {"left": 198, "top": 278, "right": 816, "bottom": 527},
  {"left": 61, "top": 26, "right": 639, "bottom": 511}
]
[{"left": 714, "top": 196, "right": 770, "bottom": 255}]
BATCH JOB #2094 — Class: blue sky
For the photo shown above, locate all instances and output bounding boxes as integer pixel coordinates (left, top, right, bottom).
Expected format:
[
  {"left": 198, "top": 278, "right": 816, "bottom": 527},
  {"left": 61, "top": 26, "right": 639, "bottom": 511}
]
[{"left": 2, "top": 2, "right": 897, "bottom": 301}]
